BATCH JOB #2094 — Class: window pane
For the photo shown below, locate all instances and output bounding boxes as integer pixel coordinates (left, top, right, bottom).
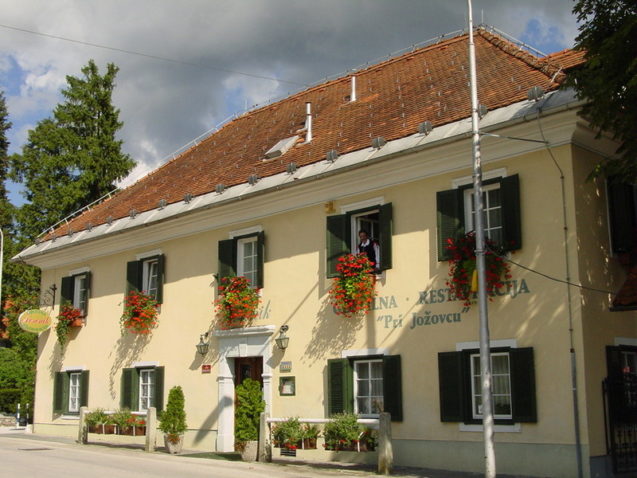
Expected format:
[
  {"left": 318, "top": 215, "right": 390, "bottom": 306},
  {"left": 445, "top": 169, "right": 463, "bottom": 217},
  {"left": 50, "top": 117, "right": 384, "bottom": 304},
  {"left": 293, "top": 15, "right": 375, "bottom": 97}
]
[
  {"left": 371, "top": 379, "right": 383, "bottom": 397},
  {"left": 370, "top": 361, "right": 383, "bottom": 378},
  {"left": 357, "top": 380, "right": 369, "bottom": 396},
  {"left": 357, "top": 397, "right": 370, "bottom": 414},
  {"left": 493, "top": 375, "right": 510, "bottom": 395},
  {"left": 356, "top": 363, "right": 369, "bottom": 379},
  {"left": 492, "top": 355, "right": 509, "bottom": 374},
  {"left": 488, "top": 188, "right": 501, "bottom": 207},
  {"left": 372, "top": 397, "right": 384, "bottom": 414}
]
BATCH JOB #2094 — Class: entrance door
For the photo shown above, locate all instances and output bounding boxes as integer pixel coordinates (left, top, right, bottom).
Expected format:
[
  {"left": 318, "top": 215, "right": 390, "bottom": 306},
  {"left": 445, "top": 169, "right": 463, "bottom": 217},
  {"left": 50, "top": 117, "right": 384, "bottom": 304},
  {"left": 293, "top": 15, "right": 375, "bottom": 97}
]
[
  {"left": 234, "top": 357, "right": 263, "bottom": 387},
  {"left": 604, "top": 346, "right": 637, "bottom": 474}
]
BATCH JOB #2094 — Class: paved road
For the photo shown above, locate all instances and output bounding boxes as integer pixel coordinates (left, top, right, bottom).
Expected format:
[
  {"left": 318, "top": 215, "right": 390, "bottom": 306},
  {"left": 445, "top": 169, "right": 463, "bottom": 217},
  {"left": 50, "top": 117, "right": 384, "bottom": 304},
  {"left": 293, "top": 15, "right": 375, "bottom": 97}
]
[{"left": 0, "top": 429, "right": 532, "bottom": 478}]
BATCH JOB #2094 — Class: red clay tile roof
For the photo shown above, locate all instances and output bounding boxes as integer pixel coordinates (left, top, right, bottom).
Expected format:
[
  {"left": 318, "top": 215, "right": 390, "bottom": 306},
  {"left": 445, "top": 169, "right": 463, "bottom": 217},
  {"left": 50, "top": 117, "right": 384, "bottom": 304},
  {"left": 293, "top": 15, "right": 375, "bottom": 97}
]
[
  {"left": 613, "top": 265, "right": 637, "bottom": 310},
  {"left": 46, "top": 28, "right": 585, "bottom": 240}
]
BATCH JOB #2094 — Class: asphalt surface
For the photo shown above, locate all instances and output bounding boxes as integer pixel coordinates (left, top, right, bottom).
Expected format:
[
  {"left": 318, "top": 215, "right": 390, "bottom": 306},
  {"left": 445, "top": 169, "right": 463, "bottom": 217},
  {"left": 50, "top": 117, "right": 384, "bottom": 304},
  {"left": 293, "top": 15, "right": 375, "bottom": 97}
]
[{"left": 0, "top": 427, "right": 534, "bottom": 478}]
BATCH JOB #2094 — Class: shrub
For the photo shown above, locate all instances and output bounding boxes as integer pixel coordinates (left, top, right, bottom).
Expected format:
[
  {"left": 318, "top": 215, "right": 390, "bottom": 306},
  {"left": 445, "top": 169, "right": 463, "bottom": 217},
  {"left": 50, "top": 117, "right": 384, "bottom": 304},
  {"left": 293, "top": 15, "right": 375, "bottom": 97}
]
[
  {"left": 84, "top": 408, "right": 108, "bottom": 427},
  {"left": 159, "top": 386, "right": 187, "bottom": 439},
  {"left": 0, "top": 388, "right": 21, "bottom": 414},
  {"left": 234, "top": 378, "right": 264, "bottom": 445},
  {"left": 323, "top": 413, "right": 362, "bottom": 450},
  {"left": 274, "top": 417, "right": 303, "bottom": 449}
]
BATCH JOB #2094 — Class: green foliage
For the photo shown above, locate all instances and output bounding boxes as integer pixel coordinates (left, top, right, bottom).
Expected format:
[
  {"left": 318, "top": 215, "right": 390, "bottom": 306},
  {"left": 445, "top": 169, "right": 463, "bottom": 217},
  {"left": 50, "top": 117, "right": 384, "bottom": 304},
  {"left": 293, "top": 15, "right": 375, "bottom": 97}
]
[
  {"left": 272, "top": 417, "right": 303, "bottom": 448},
  {"left": 159, "top": 386, "right": 187, "bottom": 436},
  {"left": 0, "top": 388, "right": 20, "bottom": 414},
  {"left": 234, "top": 378, "right": 264, "bottom": 444},
  {"left": 84, "top": 408, "right": 108, "bottom": 426},
  {"left": 10, "top": 59, "right": 135, "bottom": 240},
  {"left": 565, "top": 0, "right": 637, "bottom": 181},
  {"left": 323, "top": 413, "right": 362, "bottom": 450},
  {"left": 111, "top": 409, "right": 134, "bottom": 429}
]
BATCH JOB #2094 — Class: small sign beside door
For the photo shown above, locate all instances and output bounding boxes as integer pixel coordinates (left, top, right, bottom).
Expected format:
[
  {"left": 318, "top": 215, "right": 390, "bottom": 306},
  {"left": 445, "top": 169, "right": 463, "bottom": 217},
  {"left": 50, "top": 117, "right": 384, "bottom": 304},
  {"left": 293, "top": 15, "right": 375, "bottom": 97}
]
[
  {"left": 201, "top": 364, "right": 211, "bottom": 374},
  {"left": 280, "top": 361, "right": 292, "bottom": 373}
]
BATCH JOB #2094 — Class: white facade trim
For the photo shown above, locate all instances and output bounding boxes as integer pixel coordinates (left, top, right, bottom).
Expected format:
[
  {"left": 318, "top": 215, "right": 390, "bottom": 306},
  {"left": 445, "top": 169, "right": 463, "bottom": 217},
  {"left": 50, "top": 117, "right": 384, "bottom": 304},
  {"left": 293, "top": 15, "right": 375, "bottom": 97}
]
[
  {"left": 62, "top": 365, "right": 86, "bottom": 372},
  {"left": 615, "top": 337, "right": 637, "bottom": 347},
  {"left": 456, "top": 339, "right": 517, "bottom": 351},
  {"left": 132, "top": 361, "right": 160, "bottom": 368},
  {"left": 451, "top": 167, "right": 507, "bottom": 189},
  {"left": 214, "top": 325, "right": 276, "bottom": 452},
  {"left": 68, "top": 267, "right": 90, "bottom": 276},
  {"left": 228, "top": 225, "right": 263, "bottom": 238},
  {"left": 340, "top": 197, "right": 385, "bottom": 214},
  {"left": 135, "top": 249, "right": 163, "bottom": 261},
  {"left": 342, "top": 348, "right": 389, "bottom": 358}
]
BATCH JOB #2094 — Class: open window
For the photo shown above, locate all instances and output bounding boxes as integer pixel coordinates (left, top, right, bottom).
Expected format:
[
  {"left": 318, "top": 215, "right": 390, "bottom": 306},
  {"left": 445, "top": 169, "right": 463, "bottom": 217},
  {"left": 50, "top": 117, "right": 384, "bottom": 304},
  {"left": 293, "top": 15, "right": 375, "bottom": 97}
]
[
  {"left": 60, "top": 271, "right": 91, "bottom": 316},
  {"left": 218, "top": 231, "right": 265, "bottom": 288},
  {"left": 437, "top": 175, "right": 521, "bottom": 261},
  {"left": 326, "top": 203, "right": 392, "bottom": 277},
  {"left": 126, "top": 254, "right": 165, "bottom": 303},
  {"left": 53, "top": 370, "right": 89, "bottom": 415}
]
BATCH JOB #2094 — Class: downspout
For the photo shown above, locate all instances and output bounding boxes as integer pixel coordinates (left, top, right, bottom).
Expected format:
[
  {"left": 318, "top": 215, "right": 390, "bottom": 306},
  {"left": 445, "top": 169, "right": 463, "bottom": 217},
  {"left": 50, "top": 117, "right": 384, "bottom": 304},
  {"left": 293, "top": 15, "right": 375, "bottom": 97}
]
[{"left": 536, "top": 109, "right": 584, "bottom": 478}]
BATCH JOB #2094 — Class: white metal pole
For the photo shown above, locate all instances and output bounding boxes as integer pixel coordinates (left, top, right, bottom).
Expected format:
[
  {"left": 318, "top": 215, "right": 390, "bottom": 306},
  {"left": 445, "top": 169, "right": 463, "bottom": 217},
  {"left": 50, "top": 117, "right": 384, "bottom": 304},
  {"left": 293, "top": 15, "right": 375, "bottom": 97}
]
[{"left": 467, "top": 2, "right": 496, "bottom": 477}]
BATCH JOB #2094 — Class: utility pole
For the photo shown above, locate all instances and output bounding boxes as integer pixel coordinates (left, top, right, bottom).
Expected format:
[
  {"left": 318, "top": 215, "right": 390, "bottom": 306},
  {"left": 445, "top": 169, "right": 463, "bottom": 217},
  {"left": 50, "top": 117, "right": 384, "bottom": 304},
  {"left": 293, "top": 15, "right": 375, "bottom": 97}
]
[{"left": 467, "top": 1, "right": 496, "bottom": 476}]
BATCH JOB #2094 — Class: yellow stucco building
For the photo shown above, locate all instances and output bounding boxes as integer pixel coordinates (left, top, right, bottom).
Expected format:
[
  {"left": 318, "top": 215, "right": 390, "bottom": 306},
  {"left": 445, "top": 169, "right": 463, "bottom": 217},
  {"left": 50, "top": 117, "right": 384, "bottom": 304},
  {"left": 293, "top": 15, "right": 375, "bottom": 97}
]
[{"left": 16, "top": 28, "right": 637, "bottom": 477}]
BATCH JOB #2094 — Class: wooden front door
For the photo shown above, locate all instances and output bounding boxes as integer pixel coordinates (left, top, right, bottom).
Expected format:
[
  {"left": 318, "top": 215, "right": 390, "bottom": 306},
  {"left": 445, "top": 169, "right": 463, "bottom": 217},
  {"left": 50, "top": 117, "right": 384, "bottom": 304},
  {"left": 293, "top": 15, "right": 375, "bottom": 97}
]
[{"left": 234, "top": 357, "right": 263, "bottom": 387}]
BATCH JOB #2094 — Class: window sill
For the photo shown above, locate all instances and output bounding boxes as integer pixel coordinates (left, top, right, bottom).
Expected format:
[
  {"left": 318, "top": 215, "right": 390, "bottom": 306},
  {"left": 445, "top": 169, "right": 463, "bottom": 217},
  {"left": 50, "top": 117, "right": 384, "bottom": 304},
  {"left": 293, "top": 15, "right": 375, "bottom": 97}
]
[
  {"left": 459, "top": 423, "right": 520, "bottom": 433},
  {"left": 61, "top": 414, "right": 80, "bottom": 420}
]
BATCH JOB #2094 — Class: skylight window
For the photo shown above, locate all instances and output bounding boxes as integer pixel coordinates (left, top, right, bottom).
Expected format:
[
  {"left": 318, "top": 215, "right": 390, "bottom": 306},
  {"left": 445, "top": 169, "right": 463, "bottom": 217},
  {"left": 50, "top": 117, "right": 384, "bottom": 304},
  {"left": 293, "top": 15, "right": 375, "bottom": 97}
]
[{"left": 264, "top": 135, "right": 299, "bottom": 159}]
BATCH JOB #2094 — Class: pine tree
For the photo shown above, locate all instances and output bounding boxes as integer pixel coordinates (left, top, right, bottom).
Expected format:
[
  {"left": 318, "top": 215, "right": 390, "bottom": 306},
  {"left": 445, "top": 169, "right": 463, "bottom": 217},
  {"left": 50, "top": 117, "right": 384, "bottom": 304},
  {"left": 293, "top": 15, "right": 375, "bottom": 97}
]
[{"left": 11, "top": 60, "right": 135, "bottom": 240}]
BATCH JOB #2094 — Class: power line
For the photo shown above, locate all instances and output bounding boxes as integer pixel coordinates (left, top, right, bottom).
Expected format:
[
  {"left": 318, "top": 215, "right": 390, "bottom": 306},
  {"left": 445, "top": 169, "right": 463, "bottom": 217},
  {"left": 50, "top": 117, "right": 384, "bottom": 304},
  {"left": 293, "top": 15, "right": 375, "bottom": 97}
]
[
  {"left": 0, "top": 23, "right": 307, "bottom": 87},
  {"left": 486, "top": 245, "right": 616, "bottom": 296}
]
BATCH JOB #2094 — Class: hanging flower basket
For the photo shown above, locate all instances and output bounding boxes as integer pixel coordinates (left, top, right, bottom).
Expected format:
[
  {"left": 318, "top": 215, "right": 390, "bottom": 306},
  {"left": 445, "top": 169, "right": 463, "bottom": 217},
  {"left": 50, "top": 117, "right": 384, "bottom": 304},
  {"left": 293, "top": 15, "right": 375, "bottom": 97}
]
[
  {"left": 120, "top": 290, "right": 159, "bottom": 334},
  {"left": 329, "top": 254, "right": 376, "bottom": 318},
  {"left": 215, "top": 276, "right": 260, "bottom": 329},
  {"left": 55, "top": 304, "right": 84, "bottom": 347},
  {"left": 445, "top": 232, "right": 512, "bottom": 307}
]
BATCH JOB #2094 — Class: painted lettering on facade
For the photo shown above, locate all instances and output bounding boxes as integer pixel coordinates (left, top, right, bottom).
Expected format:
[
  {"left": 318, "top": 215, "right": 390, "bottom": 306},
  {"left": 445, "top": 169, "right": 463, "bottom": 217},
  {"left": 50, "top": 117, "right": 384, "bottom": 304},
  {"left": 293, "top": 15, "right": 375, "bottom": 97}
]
[{"left": 418, "top": 279, "right": 531, "bottom": 305}]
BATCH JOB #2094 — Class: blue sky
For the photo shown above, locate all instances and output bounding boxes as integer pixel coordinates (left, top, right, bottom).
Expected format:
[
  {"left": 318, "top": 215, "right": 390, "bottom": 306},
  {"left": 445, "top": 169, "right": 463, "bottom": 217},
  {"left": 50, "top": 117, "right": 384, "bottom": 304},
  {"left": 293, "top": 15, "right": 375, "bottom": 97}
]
[{"left": 1, "top": 1, "right": 579, "bottom": 207}]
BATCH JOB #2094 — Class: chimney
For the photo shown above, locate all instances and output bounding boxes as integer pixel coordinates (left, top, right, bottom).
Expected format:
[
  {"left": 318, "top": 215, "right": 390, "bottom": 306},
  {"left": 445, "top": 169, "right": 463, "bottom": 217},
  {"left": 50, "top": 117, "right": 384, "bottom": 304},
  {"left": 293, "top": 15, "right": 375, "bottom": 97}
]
[
  {"left": 351, "top": 75, "right": 357, "bottom": 102},
  {"left": 305, "top": 102, "right": 312, "bottom": 143}
]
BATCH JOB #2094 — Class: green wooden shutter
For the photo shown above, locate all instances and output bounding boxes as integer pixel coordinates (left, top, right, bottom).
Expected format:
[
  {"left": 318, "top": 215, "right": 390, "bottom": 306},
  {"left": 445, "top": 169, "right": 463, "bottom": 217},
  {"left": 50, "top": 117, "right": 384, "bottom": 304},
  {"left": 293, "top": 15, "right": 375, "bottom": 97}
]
[
  {"left": 83, "top": 272, "right": 92, "bottom": 314},
  {"left": 53, "top": 372, "right": 65, "bottom": 414},
  {"left": 607, "top": 181, "right": 636, "bottom": 254},
  {"left": 378, "top": 203, "right": 393, "bottom": 271},
  {"left": 217, "top": 239, "right": 236, "bottom": 287},
  {"left": 121, "top": 368, "right": 139, "bottom": 410},
  {"left": 327, "top": 358, "right": 353, "bottom": 415},
  {"left": 126, "top": 261, "right": 142, "bottom": 294},
  {"left": 155, "top": 254, "right": 165, "bottom": 304},
  {"left": 326, "top": 214, "right": 349, "bottom": 278},
  {"left": 80, "top": 371, "right": 90, "bottom": 408},
  {"left": 510, "top": 347, "right": 537, "bottom": 423},
  {"left": 438, "top": 351, "right": 465, "bottom": 422},
  {"left": 436, "top": 189, "right": 464, "bottom": 261},
  {"left": 256, "top": 231, "right": 265, "bottom": 288},
  {"left": 60, "top": 276, "right": 74, "bottom": 306},
  {"left": 501, "top": 174, "right": 522, "bottom": 251},
  {"left": 153, "top": 366, "right": 165, "bottom": 412},
  {"left": 382, "top": 355, "right": 402, "bottom": 421}
]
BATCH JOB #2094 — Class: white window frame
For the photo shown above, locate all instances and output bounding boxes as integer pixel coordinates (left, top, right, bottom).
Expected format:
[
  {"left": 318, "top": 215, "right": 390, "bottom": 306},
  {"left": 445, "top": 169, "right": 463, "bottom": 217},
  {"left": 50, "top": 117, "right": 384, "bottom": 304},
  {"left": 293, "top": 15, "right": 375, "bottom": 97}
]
[
  {"left": 68, "top": 372, "right": 81, "bottom": 414},
  {"left": 463, "top": 182, "right": 504, "bottom": 244},
  {"left": 469, "top": 352, "right": 512, "bottom": 420},
  {"left": 142, "top": 258, "right": 159, "bottom": 299},
  {"left": 353, "top": 358, "right": 384, "bottom": 418},
  {"left": 236, "top": 235, "right": 258, "bottom": 287},
  {"left": 72, "top": 274, "right": 88, "bottom": 314},
  {"left": 139, "top": 369, "right": 155, "bottom": 411}
]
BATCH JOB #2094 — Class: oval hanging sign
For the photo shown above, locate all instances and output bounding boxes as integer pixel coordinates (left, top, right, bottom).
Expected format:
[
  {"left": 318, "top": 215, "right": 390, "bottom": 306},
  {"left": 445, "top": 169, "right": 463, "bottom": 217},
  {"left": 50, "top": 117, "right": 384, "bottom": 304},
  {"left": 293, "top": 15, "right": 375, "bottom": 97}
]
[{"left": 18, "top": 309, "right": 52, "bottom": 334}]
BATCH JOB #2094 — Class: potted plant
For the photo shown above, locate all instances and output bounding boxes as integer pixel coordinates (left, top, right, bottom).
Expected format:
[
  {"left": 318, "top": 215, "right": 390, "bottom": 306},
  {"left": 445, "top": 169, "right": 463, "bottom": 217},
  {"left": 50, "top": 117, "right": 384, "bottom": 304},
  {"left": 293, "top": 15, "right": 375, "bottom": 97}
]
[
  {"left": 302, "top": 423, "right": 320, "bottom": 449},
  {"left": 234, "top": 378, "right": 265, "bottom": 461},
  {"left": 55, "top": 304, "right": 83, "bottom": 347},
  {"left": 159, "top": 386, "right": 187, "bottom": 454},
  {"left": 323, "top": 413, "right": 362, "bottom": 451},
  {"left": 215, "top": 276, "right": 260, "bottom": 329},
  {"left": 328, "top": 254, "right": 376, "bottom": 318},
  {"left": 112, "top": 408, "right": 134, "bottom": 435},
  {"left": 120, "top": 290, "right": 159, "bottom": 334},
  {"left": 84, "top": 408, "right": 108, "bottom": 434},
  {"left": 445, "top": 232, "right": 512, "bottom": 307},
  {"left": 275, "top": 417, "right": 303, "bottom": 452}
]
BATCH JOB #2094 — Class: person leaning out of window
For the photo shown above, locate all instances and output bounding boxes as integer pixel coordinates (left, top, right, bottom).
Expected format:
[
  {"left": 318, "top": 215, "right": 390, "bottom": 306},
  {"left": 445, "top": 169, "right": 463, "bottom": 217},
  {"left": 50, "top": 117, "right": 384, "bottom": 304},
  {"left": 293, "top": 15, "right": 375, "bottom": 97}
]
[{"left": 358, "top": 230, "right": 380, "bottom": 274}]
